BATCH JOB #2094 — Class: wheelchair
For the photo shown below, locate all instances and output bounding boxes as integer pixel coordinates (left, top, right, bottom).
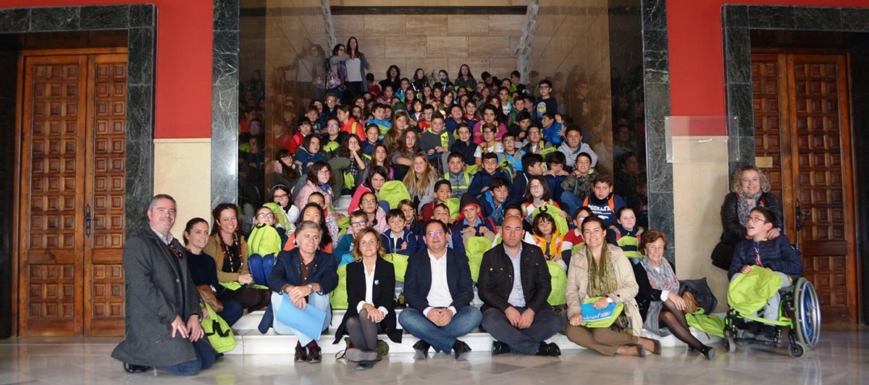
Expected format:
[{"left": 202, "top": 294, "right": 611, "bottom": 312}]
[{"left": 722, "top": 277, "right": 821, "bottom": 358}]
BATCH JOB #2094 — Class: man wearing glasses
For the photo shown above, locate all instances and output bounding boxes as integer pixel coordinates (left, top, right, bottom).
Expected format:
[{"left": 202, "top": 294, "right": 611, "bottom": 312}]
[{"left": 399, "top": 220, "right": 482, "bottom": 362}]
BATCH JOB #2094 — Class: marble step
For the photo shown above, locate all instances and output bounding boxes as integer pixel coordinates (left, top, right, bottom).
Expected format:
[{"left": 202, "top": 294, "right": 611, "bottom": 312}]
[{"left": 226, "top": 309, "right": 721, "bottom": 355}]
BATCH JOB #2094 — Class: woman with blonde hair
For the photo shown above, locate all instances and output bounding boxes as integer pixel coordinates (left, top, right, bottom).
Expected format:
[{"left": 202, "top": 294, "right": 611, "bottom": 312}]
[
  {"left": 712, "top": 164, "right": 783, "bottom": 269},
  {"left": 403, "top": 153, "right": 437, "bottom": 207},
  {"left": 333, "top": 227, "right": 400, "bottom": 370}
]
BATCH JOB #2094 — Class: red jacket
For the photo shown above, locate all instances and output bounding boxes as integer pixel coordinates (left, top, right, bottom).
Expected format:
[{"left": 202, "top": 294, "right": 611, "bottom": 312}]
[{"left": 342, "top": 118, "right": 365, "bottom": 141}]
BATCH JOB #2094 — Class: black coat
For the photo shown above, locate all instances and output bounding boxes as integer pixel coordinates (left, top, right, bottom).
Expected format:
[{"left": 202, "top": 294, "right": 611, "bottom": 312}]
[
  {"left": 631, "top": 261, "right": 664, "bottom": 322},
  {"left": 719, "top": 192, "right": 784, "bottom": 246},
  {"left": 111, "top": 230, "right": 203, "bottom": 367},
  {"left": 333, "top": 258, "right": 402, "bottom": 343},
  {"left": 404, "top": 249, "right": 475, "bottom": 312},
  {"left": 477, "top": 243, "right": 551, "bottom": 314}
]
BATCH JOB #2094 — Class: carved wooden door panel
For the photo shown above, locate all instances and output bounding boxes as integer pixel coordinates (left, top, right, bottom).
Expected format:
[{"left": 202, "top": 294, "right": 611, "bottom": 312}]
[
  {"left": 787, "top": 54, "right": 856, "bottom": 324},
  {"left": 83, "top": 54, "right": 128, "bottom": 336},
  {"left": 18, "top": 52, "right": 127, "bottom": 336},
  {"left": 751, "top": 52, "right": 857, "bottom": 324}
]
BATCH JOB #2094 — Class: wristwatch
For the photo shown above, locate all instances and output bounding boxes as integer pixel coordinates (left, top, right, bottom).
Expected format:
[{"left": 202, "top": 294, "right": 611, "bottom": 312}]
[{"left": 307, "top": 284, "right": 314, "bottom": 294}]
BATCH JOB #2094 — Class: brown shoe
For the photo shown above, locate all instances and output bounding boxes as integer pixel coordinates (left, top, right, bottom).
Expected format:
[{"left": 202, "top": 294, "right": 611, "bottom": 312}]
[
  {"left": 294, "top": 342, "right": 307, "bottom": 362},
  {"left": 307, "top": 343, "right": 322, "bottom": 363}
]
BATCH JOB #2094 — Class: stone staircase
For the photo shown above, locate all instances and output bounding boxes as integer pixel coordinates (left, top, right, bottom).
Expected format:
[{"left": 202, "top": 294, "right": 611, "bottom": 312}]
[
  {"left": 226, "top": 306, "right": 721, "bottom": 355},
  {"left": 234, "top": 192, "right": 723, "bottom": 355}
]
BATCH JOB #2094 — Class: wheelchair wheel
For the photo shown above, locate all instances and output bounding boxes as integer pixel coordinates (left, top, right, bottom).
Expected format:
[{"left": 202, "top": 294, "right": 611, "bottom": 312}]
[
  {"left": 793, "top": 278, "right": 821, "bottom": 348},
  {"left": 788, "top": 341, "right": 806, "bottom": 358},
  {"left": 724, "top": 336, "right": 736, "bottom": 353}
]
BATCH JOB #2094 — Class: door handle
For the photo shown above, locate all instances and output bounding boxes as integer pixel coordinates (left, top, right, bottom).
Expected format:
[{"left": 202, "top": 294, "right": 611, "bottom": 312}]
[{"left": 85, "top": 203, "right": 92, "bottom": 237}]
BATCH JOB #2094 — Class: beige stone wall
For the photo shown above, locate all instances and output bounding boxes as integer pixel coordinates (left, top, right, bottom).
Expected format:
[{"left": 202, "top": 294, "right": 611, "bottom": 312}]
[
  {"left": 671, "top": 136, "right": 732, "bottom": 312},
  {"left": 332, "top": 14, "right": 525, "bottom": 82},
  {"left": 153, "top": 139, "right": 213, "bottom": 240}
]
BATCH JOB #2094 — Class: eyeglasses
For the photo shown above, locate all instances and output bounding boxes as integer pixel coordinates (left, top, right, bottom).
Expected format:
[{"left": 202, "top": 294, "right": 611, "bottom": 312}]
[
  {"left": 274, "top": 194, "right": 288, "bottom": 199},
  {"left": 328, "top": 123, "right": 340, "bottom": 128},
  {"left": 426, "top": 230, "right": 443, "bottom": 237},
  {"left": 362, "top": 199, "right": 377, "bottom": 204},
  {"left": 351, "top": 221, "right": 367, "bottom": 227},
  {"left": 529, "top": 184, "right": 543, "bottom": 189},
  {"left": 318, "top": 170, "right": 332, "bottom": 175},
  {"left": 529, "top": 132, "right": 540, "bottom": 136},
  {"left": 746, "top": 215, "right": 767, "bottom": 223},
  {"left": 256, "top": 213, "right": 275, "bottom": 219}
]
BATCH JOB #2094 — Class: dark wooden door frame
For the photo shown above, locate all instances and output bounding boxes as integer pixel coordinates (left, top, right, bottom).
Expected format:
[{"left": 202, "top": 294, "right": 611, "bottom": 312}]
[
  {"left": 723, "top": 5, "right": 869, "bottom": 324},
  {"left": 1, "top": 5, "right": 155, "bottom": 338}
]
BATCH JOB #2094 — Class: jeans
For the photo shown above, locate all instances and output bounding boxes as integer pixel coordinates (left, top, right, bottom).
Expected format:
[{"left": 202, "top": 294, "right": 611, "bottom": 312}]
[
  {"left": 158, "top": 338, "right": 216, "bottom": 376},
  {"left": 481, "top": 307, "right": 563, "bottom": 355},
  {"left": 218, "top": 299, "right": 245, "bottom": 327},
  {"left": 247, "top": 253, "right": 276, "bottom": 286},
  {"left": 398, "top": 306, "right": 482, "bottom": 353},
  {"left": 271, "top": 291, "right": 332, "bottom": 345},
  {"left": 560, "top": 191, "right": 584, "bottom": 219}
]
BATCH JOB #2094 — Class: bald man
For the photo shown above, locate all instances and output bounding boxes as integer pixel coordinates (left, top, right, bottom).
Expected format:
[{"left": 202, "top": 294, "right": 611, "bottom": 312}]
[{"left": 477, "top": 216, "right": 564, "bottom": 356}]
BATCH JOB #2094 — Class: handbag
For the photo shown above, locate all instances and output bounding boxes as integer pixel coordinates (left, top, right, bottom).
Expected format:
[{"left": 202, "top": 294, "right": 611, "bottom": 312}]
[
  {"left": 681, "top": 290, "right": 699, "bottom": 314},
  {"left": 196, "top": 284, "right": 223, "bottom": 312},
  {"left": 710, "top": 240, "right": 735, "bottom": 270}
]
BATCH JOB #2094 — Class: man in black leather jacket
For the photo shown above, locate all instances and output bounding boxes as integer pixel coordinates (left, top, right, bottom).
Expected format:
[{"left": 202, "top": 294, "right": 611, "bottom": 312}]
[{"left": 477, "top": 216, "right": 564, "bottom": 356}]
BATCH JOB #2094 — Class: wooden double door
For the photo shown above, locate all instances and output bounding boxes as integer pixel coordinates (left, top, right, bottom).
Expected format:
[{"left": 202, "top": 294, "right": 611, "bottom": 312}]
[
  {"left": 17, "top": 51, "right": 128, "bottom": 336},
  {"left": 752, "top": 52, "right": 857, "bottom": 324}
]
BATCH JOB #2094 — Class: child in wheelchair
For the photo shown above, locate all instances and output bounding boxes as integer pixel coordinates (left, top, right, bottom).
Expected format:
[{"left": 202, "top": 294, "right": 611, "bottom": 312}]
[{"left": 727, "top": 207, "right": 803, "bottom": 342}]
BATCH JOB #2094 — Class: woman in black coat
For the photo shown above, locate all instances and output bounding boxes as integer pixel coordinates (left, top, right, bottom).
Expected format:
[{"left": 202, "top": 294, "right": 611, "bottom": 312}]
[
  {"left": 714, "top": 164, "right": 784, "bottom": 269},
  {"left": 333, "top": 227, "right": 401, "bottom": 370}
]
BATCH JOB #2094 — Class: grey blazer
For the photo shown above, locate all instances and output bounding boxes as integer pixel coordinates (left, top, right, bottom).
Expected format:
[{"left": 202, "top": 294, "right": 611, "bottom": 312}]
[{"left": 111, "top": 229, "right": 203, "bottom": 367}]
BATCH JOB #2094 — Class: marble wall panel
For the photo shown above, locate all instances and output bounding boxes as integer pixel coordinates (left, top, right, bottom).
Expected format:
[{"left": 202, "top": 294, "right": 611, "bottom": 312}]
[
  {"left": 384, "top": 36, "right": 427, "bottom": 58},
  {"left": 449, "top": 15, "right": 488, "bottom": 36},
  {"left": 469, "top": 36, "right": 511, "bottom": 57},
  {"left": 427, "top": 36, "right": 468, "bottom": 58},
  {"left": 488, "top": 14, "right": 525, "bottom": 36},
  {"left": 405, "top": 15, "right": 448, "bottom": 36},
  {"left": 365, "top": 14, "right": 406, "bottom": 36},
  {"left": 333, "top": 14, "right": 364, "bottom": 37}
]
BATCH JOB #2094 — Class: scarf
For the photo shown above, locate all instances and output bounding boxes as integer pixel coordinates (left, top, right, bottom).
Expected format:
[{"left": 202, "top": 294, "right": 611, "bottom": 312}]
[
  {"left": 737, "top": 191, "right": 762, "bottom": 228},
  {"left": 586, "top": 245, "right": 617, "bottom": 298},
  {"left": 586, "top": 245, "right": 630, "bottom": 333},
  {"left": 640, "top": 255, "right": 679, "bottom": 292}
]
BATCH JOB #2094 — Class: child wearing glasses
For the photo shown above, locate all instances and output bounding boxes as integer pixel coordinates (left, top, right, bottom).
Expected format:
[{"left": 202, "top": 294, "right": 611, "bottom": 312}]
[{"left": 247, "top": 206, "right": 286, "bottom": 286}]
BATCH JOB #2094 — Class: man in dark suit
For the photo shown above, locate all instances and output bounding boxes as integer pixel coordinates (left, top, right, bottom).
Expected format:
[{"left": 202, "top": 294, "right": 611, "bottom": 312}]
[
  {"left": 112, "top": 194, "right": 217, "bottom": 376},
  {"left": 478, "top": 216, "right": 563, "bottom": 356},
  {"left": 399, "top": 220, "right": 482, "bottom": 361}
]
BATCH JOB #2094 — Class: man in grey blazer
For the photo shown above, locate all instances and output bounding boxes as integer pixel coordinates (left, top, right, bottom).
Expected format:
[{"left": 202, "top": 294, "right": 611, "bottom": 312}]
[{"left": 112, "top": 194, "right": 217, "bottom": 376}]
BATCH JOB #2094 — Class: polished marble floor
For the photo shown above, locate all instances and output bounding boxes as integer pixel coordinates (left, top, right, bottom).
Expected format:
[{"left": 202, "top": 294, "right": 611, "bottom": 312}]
[{"left": 0, "top": 326, "right": 866, "bottom": 385}]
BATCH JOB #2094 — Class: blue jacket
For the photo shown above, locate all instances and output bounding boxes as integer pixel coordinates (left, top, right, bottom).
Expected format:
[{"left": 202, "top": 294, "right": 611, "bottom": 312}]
[
  {"left": 295, "top": 147, "right": 326, "bottom": 174},
  {"left": 381, "top": 229, "right": 418, "bottom": 256},
  {"left": 468, "top": 169, "right": 509, "bottom": 197},
  {"left": 404, "top": 248, "right": 475, "bottom": 312},
  {"left": 258, "top": 248, "right": 338, "bottom": 333},
  {"left": 542, "top": 122, "right": 563, "bottom": 146},
  {"left": 507, "top": 172, "right": 531, "bottom": 207},
  {"left": 481, "top": 190, "right": 506, "bottom": 226},
  {"left": 450, "top": 139, "right": 478, "bottom": 167},
  {"left": 729, "top": 235, "right": 803, "bottom": 281}
]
